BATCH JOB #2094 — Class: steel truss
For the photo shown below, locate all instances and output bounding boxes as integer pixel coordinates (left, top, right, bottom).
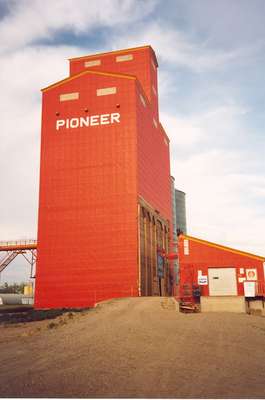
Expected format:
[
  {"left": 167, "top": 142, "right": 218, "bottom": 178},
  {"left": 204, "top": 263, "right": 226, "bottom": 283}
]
[{"left": 0, "top": 240, "right": 37, "bottom": 279}]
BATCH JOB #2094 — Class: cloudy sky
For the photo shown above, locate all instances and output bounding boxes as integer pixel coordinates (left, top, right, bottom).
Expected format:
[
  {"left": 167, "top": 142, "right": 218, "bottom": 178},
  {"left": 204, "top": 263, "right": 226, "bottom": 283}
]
[{"left": 0, "top": 0, "right": 264, "bottom": 282}]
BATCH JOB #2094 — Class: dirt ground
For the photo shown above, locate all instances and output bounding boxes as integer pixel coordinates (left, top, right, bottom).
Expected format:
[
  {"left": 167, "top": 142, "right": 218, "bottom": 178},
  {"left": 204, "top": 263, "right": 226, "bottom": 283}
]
[{"left": 0, "top": 297, "right": 265, "bottom": 399}]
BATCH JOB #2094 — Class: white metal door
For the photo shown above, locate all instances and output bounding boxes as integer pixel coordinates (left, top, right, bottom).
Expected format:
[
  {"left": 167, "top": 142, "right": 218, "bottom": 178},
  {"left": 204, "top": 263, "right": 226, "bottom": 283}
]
[{"left": 208, "top": 268, "right": 237, "bottom": 296}]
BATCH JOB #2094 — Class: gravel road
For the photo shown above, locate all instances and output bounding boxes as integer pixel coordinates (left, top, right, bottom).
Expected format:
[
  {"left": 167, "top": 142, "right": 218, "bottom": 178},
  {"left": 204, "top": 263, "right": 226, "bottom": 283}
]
[{"left": 0, "top": 296, "right": 265, "bottom": 398}]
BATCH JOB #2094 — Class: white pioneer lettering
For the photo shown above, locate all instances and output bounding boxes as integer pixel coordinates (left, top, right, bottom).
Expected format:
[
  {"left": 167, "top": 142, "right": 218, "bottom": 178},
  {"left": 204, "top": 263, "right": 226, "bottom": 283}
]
[
  {"left": 110, "top": 113, "right": 120, "bottom": 123},
  {"left": 100, "top": 114, "right": 110, "bottom": 125},
  {"left": 56, "top": 120, "right": 65, "bottom": 130},
  {"left": 80, "top": 117, "right": 89, "bottom": 128},
  {"left": 56, "top": 112, "right": 120, "bottom": 131},
  {"left": 90, "top": 115, "right": 99, "bottom": 126},
  {"left": 70, "top": 118, "right": 79, "bottom": 128}
]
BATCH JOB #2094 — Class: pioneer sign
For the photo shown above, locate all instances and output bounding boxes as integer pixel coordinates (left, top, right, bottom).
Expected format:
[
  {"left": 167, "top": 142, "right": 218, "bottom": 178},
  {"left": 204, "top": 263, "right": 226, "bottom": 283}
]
[{"left": 56, "top": 112, "right": 120, "bottom": 131}]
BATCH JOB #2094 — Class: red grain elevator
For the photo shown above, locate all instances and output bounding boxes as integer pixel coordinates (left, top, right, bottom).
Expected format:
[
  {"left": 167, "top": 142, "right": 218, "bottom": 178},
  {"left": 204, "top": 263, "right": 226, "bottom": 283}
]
[{"left": 35, "top": 45, "right": 173, "bottom": 309}]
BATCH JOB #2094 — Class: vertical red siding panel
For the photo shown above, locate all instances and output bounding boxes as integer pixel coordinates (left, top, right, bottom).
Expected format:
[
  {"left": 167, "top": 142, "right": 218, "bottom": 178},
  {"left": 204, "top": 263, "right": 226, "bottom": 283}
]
[
  {"left": 35, "top": 73, "right": 138, "bottom": 308},
  {"left": 135, "top": 85, "right": 171, "bottom": 223}
]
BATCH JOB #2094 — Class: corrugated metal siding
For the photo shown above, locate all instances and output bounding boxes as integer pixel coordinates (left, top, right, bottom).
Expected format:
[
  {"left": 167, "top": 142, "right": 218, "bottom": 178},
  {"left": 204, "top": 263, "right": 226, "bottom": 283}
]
[
  {"left": 69, "top": 47, "right": 158, "bottom": 120},
  {"left": 135, "top": 82, "right": 174, "bottom": 296},
  {"left": 135, "top": 85, "right": 172, "bottom": 224},
  {"left": 35, "top": 73, "right": 138, "bottom": 309}
]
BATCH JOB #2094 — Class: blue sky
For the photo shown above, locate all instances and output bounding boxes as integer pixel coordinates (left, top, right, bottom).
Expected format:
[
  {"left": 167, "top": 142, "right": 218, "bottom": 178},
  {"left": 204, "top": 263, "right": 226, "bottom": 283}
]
[{"left": 0, "top": 0, "right": 264, "bottom": 282}]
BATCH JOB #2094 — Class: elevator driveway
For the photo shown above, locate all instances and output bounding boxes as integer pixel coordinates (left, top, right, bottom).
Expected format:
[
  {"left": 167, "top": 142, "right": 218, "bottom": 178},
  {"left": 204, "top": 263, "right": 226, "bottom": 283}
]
[{"left": 0, "top": 297, "right": 265, "bottom": 398}]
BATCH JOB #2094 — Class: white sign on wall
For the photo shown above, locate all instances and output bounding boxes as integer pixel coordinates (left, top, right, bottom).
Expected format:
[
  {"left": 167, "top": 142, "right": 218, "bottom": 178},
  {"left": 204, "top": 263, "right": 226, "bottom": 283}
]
[
  {"left": 244, "top": 281, "right": 256, "bottom": 297},
  {"left": 246, "top": 268, "right": 257, "bottom": 281},
  {"left": 198, "top": 275, "right": 208, "bottom": 285}
]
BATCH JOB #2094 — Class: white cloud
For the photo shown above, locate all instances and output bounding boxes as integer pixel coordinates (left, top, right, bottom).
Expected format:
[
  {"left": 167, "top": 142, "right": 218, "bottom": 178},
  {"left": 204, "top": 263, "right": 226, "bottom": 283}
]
[
  {"left": 166, "top": 106, "right": 265, "bottom": 255},
  {"left": 174, "top": 148, "right": 265, "bottom": 253},
  {"left": 161, "top": 103, "right": 249, "bottom": 153},
  {"left": 0, "top": 44, "right": 87, "bottom": 240},
  {"left": 111, "top": 22, "right": 244, "bottom": 72},
  {"left": 0, "top": 0, "right": 157, "bottom": 54},
  {"left": 161, "top": 113, "right": 203, "bottom": 147}
]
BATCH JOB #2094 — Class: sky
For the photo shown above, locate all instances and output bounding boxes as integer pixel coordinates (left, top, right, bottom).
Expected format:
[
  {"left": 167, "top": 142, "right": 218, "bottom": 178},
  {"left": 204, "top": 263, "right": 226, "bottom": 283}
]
[{"left": 0, "top": 0, "right": 264, "bottom": 282}]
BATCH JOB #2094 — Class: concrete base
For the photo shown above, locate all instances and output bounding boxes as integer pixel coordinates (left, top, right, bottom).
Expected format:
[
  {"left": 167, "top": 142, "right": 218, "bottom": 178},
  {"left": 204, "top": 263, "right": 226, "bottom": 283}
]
[
  {"left": 173, "top": 298, "right": 180, "bottom": 312},
  {"left": 160, "top": 297, "right": 179, "bottom": 312},
  {"left": 201, "top": 296, "right": 246, "bottom": 313},
  {"left": 246, "top": 299, "right": 265, "bottom": 316}
]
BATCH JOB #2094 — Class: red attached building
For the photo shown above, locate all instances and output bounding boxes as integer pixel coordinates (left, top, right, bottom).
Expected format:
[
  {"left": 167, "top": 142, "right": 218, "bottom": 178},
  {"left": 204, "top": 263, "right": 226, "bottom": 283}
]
[
  {"left": 178, "top": 234, "right": 265, "bottom": 307},
  {"left": 35, "top": 46, "right": 173, "bottom": 309}
]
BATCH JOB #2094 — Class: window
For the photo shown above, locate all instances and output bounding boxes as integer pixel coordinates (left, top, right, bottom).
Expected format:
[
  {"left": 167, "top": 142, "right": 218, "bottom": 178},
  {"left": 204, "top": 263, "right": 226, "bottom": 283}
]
[
  {"left": 116, "top": 54, "right": 133, "bottom": 62},
  {"left": 96, "top": 87, "right": 117, "bottom": 96}
]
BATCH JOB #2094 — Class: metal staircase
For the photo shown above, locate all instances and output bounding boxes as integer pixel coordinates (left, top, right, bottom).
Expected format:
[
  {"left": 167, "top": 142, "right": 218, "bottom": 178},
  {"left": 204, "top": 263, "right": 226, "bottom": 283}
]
[{"left": 0, "top": 251, "right": 20, "bottom": 273}]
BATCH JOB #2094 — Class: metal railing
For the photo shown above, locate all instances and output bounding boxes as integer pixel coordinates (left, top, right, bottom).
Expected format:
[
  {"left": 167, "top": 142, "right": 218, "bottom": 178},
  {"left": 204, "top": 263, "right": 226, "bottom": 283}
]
[
  {"left": 0, "top": 239, "right": 37, "bottom": 247},
  {"left": 0, "top": 240, "right": 37, "bottom": 251}
]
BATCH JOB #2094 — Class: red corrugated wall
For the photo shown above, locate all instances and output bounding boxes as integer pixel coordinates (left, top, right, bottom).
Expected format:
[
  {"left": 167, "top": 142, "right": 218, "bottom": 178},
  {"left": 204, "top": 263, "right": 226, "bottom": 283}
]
[
  {"left": 178, "top": 235, "right": 265, "bottom": 297},
  {"left": 134, "top": 79, "right": 173, "bottom": 293},
  {"left": 69, "top": 46, "right": 159, "bottom": 119},
  {"left": 35, "top": 72, "right": 139, "bottom": 308},
  {"left": 135, "top": 82, "right": 172, "bottom": 223}
]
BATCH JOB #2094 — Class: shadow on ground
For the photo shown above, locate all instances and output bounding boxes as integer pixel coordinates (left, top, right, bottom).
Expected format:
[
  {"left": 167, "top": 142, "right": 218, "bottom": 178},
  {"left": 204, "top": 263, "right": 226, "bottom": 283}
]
[{"left": 0, "top": 306, "right": 91, "bottom": 324}]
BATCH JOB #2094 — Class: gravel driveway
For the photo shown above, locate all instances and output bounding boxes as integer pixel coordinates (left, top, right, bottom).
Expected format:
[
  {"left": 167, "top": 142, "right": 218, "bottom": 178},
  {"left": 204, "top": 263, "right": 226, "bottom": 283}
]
[{"left": 0, "top": 297, "right": 265, "bottom": 398}]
